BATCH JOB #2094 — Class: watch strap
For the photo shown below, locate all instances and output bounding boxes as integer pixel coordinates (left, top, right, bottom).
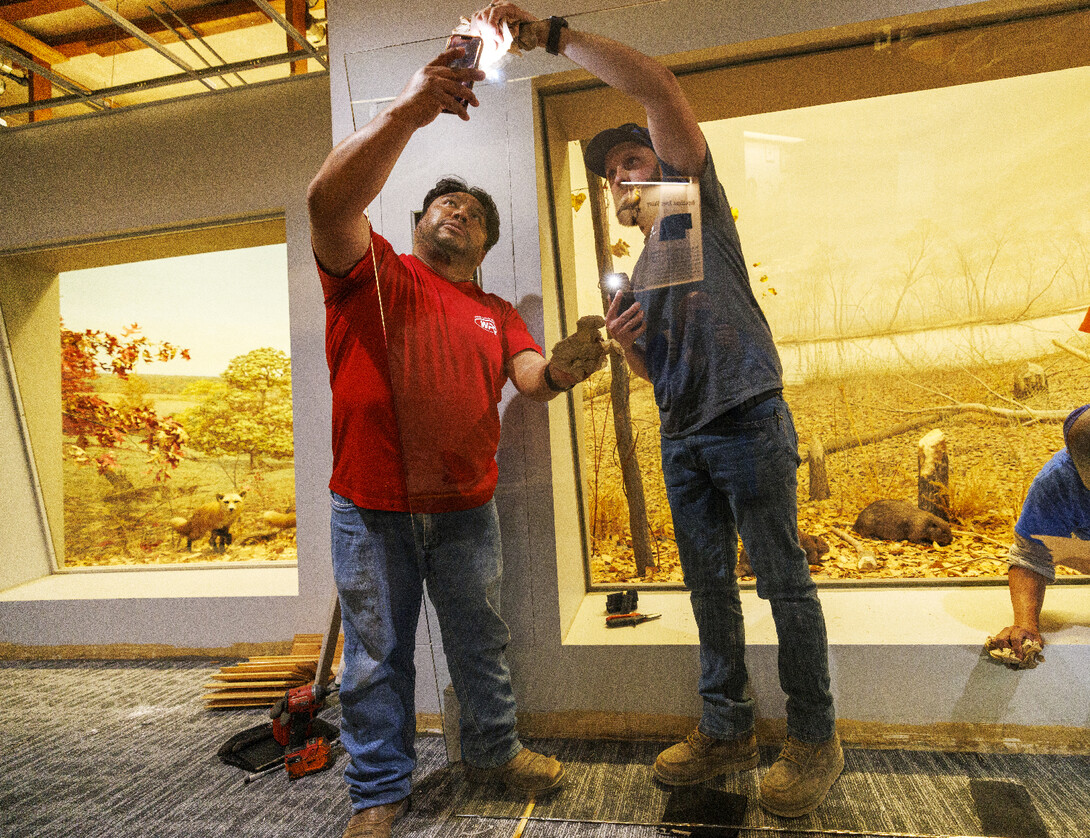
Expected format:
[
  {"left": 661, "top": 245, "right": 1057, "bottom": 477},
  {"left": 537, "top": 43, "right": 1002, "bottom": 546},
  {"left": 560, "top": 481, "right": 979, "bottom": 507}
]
[
  {"left": 545, "top": 15, "right": 568, "bottom": 55},
  {"left": 543, "top": 363, "right": 572, "bottom": 393}
]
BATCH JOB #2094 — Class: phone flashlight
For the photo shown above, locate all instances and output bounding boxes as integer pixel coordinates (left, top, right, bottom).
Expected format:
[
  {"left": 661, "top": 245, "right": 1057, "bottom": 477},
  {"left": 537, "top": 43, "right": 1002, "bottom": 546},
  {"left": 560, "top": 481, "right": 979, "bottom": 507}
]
[{"left": 603, "top": 272, "right": 635, "bottom": 311}]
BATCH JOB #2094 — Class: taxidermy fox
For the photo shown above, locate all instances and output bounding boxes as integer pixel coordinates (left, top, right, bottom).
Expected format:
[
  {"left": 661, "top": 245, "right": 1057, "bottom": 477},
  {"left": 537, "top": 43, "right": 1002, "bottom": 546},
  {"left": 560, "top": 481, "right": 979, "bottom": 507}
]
[{"left": 171, "top": 492, "right": 246, "bottom": 553}]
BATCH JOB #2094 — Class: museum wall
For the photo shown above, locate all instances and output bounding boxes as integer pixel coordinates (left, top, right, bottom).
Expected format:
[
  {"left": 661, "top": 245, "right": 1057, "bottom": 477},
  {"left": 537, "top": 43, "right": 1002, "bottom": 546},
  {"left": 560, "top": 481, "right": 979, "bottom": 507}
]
[{"left": 0, "top": 74, "right": 338, "bottom": 646}]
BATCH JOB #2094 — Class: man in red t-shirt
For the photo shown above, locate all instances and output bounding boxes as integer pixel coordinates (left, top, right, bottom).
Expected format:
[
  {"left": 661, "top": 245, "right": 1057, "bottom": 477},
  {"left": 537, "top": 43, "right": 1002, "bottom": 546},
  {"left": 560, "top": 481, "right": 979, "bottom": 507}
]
[{"left": 308, "top": 45, "right": 607, "bottom": 838}]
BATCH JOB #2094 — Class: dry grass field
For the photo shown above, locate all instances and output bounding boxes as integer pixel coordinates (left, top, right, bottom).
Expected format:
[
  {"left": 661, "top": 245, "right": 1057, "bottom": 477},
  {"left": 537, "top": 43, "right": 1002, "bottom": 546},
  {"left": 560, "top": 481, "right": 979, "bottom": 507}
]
[{"left": 583, "top": 344, "right": 1090, "bottom": 586}]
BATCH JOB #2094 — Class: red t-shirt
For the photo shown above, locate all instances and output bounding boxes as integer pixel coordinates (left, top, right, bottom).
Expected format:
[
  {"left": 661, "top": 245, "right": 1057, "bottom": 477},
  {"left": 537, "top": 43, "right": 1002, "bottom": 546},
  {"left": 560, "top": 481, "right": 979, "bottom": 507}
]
[{"left": 319, "top": 233, "right": 542, "bottom": 513}]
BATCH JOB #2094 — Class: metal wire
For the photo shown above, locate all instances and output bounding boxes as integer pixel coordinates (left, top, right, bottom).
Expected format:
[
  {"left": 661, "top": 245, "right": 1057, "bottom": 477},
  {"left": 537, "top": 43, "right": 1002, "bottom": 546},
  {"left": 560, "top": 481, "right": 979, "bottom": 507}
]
[{"left": 454, "top": 813, "right": 988, "bottom": 838}]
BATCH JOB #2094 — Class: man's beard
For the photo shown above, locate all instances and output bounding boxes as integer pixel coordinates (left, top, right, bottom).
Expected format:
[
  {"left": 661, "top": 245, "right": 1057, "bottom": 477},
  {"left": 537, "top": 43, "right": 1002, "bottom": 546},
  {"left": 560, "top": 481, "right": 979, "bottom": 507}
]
[
  {"left": 417, "top": 222, "right": 476, "bottom": 261},
  {"left": 616, "top": 189, "right": 641, "bottom": 227}
]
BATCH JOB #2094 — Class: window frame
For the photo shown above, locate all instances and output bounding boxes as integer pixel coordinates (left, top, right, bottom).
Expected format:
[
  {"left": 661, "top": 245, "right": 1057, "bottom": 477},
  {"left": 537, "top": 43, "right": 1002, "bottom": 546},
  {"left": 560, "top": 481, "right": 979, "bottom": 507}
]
[
  {"left": 532, "top": 1, "right": 1090, "bottom": 593},
  {"left": 1, "top": 213, "right": 296, "bottom": 585}
]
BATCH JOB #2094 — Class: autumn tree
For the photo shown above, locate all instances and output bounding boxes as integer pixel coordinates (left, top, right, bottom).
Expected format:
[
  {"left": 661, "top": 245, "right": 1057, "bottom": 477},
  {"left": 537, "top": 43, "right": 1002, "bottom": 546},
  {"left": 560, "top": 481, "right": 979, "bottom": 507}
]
[
  {"left": 61, "top": 322, "right": 189, "bottom": 482},
  {"left": 181, "top": 347, "right": 293, "bottom": 469}
]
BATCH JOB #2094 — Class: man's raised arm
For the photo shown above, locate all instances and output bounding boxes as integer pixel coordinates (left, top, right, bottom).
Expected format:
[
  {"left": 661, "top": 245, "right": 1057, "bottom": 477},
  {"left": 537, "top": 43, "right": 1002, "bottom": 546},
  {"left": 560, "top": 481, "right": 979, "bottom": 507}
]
[
  {"left": 473, "top": 3, "right": 705, "bottom": 177},
  {"left": 307, "top": 49, "right": 485, "bottom": 277}
]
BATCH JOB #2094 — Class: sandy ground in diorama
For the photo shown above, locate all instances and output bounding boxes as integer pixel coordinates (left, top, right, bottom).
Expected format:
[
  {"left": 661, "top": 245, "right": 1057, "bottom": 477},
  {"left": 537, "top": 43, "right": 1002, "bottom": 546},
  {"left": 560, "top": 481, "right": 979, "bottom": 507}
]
[
  {"left": 585, "top": 346, "right": 1090, "bottom": 586},
  {"left": 61, "top": 452, "right": 297, "bottom": 568}
]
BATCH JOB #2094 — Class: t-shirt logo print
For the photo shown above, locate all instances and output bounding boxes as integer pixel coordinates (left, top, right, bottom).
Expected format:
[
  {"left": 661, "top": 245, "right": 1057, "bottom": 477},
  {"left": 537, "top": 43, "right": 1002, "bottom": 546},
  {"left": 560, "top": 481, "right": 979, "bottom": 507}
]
[{"left": 474, "top": 315, "right": 498, "bottom": 335}]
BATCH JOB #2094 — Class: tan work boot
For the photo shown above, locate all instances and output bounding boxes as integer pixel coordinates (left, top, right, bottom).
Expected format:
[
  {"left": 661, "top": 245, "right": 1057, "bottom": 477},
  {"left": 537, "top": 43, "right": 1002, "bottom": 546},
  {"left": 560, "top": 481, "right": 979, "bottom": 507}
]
[
  {"left": 464, "top": 747, "right": 565, "bottom": 797},
  {"left": 342, "top": 798, "right": 409, "bottom": 838},
  {"left": 758, "top": 732, "right": 844, "bottom": 817},
  {"left": 653, "top": 728, "right": 759, "bottom": 785}
]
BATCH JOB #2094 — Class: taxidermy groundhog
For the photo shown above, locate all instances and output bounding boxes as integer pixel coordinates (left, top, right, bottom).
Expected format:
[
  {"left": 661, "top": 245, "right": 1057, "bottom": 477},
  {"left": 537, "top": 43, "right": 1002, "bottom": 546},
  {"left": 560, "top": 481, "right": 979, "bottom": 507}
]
[
  {"left": 736, "top": 531, "right": 829, "bottom": 577},
  {"left": 170, "top": 492, "right": 246, "bottom": 553},
  {"left": 852, "top": 499, "right": 952, "bottom": 546},
  {"left": 1012, "top": 362, "right": 1048, "bottom": 401}
]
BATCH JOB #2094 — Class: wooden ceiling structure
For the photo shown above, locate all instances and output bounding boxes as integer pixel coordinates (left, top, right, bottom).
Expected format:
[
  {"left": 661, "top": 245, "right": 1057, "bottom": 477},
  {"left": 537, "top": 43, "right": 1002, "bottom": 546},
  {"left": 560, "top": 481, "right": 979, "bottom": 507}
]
[{"left": 0, "top": 0, "right": 327, "bottom": 127}]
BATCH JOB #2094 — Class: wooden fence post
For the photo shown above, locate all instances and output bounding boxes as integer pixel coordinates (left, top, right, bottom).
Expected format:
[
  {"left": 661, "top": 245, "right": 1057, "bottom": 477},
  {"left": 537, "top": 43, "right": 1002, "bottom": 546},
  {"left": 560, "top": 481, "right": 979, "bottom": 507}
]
[
  {"left": 918, "top": 428, "right": 950, "bottom": 521},
  {"left": 808, "top": 434, "right": 830, "bottom": 501}
]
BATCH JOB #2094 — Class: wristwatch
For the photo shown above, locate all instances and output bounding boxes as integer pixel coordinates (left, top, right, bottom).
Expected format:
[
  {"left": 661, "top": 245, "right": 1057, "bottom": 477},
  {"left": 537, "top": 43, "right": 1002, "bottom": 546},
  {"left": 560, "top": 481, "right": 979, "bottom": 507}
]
[
  {"left": 545, "top": 15, "right": 568, "bottom": 55},
  {"left": 543, "top": 363, "right": 572, "bottom": 393}
]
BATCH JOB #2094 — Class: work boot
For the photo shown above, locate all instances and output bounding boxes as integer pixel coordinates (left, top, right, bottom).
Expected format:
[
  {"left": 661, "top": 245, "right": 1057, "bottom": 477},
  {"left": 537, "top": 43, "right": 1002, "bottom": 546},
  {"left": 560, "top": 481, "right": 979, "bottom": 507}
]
[
  {"left": 342, "top": 798, "right": 409, "bottom": 838},
  {"left": 464, "top": 747, "right": 565, "bottom": 797},
  {"left": 653, "top": 728, "right": 759, "bottom": 785},
  {"left": 758, "top": 732, "right": 844, "bottom": 818}
]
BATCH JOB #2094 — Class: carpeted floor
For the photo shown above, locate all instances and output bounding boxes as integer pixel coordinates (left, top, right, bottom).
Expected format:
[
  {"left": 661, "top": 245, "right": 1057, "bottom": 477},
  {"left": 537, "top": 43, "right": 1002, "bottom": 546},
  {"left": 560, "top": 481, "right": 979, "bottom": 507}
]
[{"left": 2, "top": 659, "right": 1087, "bottom": 838}]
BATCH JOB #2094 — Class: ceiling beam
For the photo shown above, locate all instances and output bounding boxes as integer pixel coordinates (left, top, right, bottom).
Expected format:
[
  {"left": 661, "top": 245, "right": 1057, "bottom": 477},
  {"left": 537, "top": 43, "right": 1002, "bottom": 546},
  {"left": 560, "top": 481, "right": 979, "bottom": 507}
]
[
  {"left": 0, "top": 16, "right": 67, "bottom": 64},
  {"left": 0, "top": 1, "right": 84, "bottom": 25},
  {"left": 159, "top": 0, "right": 247, "bottom": 86},
  {"left": 54, "top": 11, "right": 270, "bottom": 59},
  {"left": 80, "top": 0, "right": 216, "bottom": 90},
  {"left": 250, "top": 0, "right": 326, "bottom": 69},
  {"left": 0, "top": 46, "right": 318, "bottom": 117},
  {"left": 28, "top": 2, "right": 280, "bottom": 59},
  {"left": 0, "top": 39, "right": 108, "bottom": 112},
  {"left": 28, "top": 64, "right": 51, "bottom": 121},
  {"left": 285, "top": 0, "right": 304, "bottom": 75}
]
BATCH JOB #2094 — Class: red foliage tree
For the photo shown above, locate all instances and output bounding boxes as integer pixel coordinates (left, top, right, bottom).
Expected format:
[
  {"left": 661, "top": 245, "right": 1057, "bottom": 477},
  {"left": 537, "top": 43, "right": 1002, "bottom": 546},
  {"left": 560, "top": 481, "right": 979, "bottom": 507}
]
[{"left": 61, "top": 322, "right": 190, "bottom": 481}]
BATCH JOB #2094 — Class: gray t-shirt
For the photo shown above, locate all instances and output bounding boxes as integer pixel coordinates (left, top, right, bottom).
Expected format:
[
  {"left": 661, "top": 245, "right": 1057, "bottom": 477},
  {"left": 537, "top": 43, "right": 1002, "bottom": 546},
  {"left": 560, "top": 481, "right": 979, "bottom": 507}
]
[{"left": 632, "top": 148, "right": 783, "bottom": 439}]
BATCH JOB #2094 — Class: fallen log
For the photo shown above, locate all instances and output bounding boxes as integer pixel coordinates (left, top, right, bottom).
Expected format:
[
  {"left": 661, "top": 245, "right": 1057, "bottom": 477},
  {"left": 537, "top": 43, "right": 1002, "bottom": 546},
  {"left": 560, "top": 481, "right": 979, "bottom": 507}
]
[{"left": 801, "top": 405, "right": 1067, "bottom": 464}]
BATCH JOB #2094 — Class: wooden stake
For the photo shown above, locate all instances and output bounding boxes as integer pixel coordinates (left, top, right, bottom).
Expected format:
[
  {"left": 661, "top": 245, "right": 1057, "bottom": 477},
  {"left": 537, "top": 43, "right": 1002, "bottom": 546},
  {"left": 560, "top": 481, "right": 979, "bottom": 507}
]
[
  {"left": 511, "top": 799, "right": 536, "bottom": 838},
  {"left": 918, "top": 429, "right": 950, "bottom": 521}
]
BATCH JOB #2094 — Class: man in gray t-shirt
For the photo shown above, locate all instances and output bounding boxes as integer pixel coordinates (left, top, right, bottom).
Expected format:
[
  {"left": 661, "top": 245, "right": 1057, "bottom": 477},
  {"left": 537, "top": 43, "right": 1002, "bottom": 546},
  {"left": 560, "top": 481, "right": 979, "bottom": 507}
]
[
  {"left": 476, "top": 1, "right": 841, "bottom": 819},
  {"left": 593, "top": 123, "right": 839, "bottom": 819}
]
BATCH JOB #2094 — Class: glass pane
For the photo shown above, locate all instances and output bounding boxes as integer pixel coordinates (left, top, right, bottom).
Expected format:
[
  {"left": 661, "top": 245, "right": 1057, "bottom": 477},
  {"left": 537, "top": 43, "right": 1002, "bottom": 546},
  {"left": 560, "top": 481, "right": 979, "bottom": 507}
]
[
  {"left": 344, "top": 34, "right": 539, "bottom": 507},
  {"left": 59, "top": 244, "right": 295, "bottom": 566},
  {"left": 571, "top": 60, "right": 1090, "bottom": 587}
]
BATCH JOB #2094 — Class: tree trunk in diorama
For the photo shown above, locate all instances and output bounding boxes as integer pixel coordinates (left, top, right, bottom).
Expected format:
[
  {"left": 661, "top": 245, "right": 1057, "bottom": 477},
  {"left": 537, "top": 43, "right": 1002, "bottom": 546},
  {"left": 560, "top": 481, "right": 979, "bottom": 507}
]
[
  {"left": 918, "top": 428, "right": 950, "bottom": 521},
  {"left": 583, "top": 157, "right": 656, "bottom": 577},
  {"left": 808, "top": 433, "right": 830, "bottom": 501}
]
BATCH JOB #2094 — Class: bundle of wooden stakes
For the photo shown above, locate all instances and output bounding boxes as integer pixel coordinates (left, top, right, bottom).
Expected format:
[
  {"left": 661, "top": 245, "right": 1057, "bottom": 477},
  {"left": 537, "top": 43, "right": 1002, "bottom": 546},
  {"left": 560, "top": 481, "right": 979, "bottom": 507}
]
[{"left": 204, "top": 633, "right": 344, "bottom": 709}]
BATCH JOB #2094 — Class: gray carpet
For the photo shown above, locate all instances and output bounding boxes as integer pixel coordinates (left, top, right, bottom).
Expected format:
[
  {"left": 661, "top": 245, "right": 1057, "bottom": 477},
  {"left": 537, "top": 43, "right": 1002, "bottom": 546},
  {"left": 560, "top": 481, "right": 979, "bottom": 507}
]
[{"left": 2, "top": 659, "right": 1088, "bottom": 838}]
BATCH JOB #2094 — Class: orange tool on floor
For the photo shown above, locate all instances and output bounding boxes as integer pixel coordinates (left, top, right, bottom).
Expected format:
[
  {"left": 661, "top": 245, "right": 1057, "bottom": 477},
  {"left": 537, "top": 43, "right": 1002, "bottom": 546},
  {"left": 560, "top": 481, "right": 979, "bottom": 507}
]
[{"left": 605, "top": 612, "right": 661, "bottom": 628}]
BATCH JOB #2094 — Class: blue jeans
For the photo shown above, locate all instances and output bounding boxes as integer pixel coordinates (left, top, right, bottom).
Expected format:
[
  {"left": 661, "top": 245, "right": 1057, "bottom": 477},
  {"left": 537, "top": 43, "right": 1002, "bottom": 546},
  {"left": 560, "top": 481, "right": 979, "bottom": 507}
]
[
  {"left": 660, "top": 397, "right": 836, "bottom": 743},
  {"left": 330, "top": 493, "right": 521, "bottom": 811}
]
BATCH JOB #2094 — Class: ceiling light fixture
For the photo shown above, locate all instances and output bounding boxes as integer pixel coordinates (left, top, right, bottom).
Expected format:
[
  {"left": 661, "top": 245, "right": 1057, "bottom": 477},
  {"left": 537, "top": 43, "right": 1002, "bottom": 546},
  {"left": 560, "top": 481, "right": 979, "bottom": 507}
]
[{"left": 306, "top": 21, "right": 327, "bottom": 46}]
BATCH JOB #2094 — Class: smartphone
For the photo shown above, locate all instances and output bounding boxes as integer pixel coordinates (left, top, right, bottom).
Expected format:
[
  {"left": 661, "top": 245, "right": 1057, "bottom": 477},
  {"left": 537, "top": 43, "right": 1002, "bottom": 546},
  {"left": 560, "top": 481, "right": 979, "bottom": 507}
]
[
  {"left": 605, "top": 271, "right": 635, "bottom": 311},
  {"left": 615, "top": 288, "right": 636, "bottom": 312},
  {"left": 445, "top": 34, "right": 483, "bottom": 112}
]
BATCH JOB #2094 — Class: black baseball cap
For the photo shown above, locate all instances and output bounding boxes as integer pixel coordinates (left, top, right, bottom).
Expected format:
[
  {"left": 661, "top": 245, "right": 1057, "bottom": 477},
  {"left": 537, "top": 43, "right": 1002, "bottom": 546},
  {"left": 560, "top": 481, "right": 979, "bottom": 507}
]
[{"left": 583, "top": 123, "right": 654, "bottom": 178}]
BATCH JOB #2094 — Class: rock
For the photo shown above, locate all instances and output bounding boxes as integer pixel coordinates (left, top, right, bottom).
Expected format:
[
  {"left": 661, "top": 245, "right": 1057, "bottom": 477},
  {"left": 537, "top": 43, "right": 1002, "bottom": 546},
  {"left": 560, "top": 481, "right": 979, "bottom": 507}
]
[{"left": 1012, "top": 362, "right": 1048, "bottom": 400}]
